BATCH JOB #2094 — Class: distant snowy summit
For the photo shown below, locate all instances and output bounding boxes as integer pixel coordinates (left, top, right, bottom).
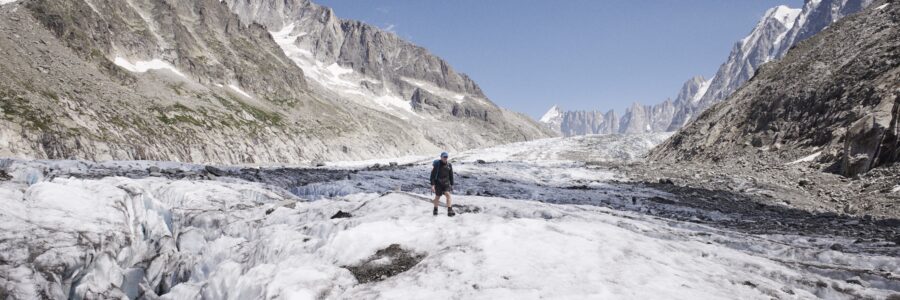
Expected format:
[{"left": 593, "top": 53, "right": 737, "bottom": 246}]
[
  {"left": 544, "top": 0, "right": 870, "bottom": 137},
  {"left": 539, "top": 105, "right": 562, "bottom": 124}
]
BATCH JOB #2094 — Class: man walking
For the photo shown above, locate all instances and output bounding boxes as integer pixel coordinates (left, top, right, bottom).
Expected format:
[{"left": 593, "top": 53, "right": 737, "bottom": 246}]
[{"left": 430, "top": 152, "right": 455, "bottom": 216}]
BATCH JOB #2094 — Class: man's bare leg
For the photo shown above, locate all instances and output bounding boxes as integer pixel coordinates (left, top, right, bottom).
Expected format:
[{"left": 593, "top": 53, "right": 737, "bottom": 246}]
[
  {"left": 444, "top": 192, "right": 452, "bottom": 208},
  {"left": 433, "top": 194, "right": 441, "bottom": 208}
]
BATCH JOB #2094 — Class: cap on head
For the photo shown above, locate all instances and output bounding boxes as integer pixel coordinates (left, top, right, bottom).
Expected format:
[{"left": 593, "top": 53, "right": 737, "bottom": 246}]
[{"left": 440, "top": 152, "right": 449, "bottom": 158}]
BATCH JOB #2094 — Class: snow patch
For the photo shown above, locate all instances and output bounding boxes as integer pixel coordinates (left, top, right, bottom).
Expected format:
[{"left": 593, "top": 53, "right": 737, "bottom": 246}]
[
  {"left": 228, "top": 84, "right": 253, "bottom": 99},
  {"left": 691, "top": 79, "right": 712, "bottom": 103},
  {"left": 771, "top": 5, "right": 802, "bottom": 29},
  {"left": 892, "top": 185, "right": 900, "bottom": 193},
  {"left": 113, "top": 57, "right": 185, "bottom": 78},
  {"left": 741, "top": 5, "right": 800, "bottom": 61},
  {"left": 272, "top": 24, "right": 426, "bottom": 120},
  {"left": 373, "top": 89, "right": 416, "bottom": 119},
  {"left": 271, "top": 24, "right": 358, "bottom": 92},
  {"left": 786, "top": 151, "right": 822, "bottom": 165},
  {"left": 401, "top": 77, "right": 468, "bottom": 104},
  {"left": 0, "top": 0, "right": 19, "bottom": 4},
  {"left": 876, "top": 3, "right": 889, "bottom": 10}
]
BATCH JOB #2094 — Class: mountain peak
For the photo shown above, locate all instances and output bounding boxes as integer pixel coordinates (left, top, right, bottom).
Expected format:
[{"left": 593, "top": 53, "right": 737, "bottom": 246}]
[
  {"left": 539, "top": 105, "right": 562, "bottom": 123},
  {"left": 767, "top": 5, "right": 802, "bottom": 28}
]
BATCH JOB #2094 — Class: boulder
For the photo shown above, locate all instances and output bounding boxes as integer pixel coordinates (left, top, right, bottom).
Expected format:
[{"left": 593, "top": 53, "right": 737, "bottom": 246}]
[
  {"left": 841, "top": 94, "right": 900, "bottom": 176},
  {"left": 205, "top": 165, "right": 226, "bottom": 177},
  {"left": 343, "top": 244, "right": 424, "bottom": 283},
  {"left": 330, "top": 210, "right": 352, "bottom": 219}
]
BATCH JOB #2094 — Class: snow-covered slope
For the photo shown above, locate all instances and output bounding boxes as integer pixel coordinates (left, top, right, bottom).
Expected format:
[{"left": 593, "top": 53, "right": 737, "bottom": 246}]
[
  {"left": 687, "top": 5, "right": 803, "bottom": 114},
  {"left": 539, "top": 105, "right": 561, "bottom": 123}
]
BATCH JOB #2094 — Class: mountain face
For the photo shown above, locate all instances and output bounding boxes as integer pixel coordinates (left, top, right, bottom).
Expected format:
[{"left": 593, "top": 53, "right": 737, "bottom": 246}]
[
  {"left": 223, "top": 0, "right": 553, "bottom": 144},
  {"left": 0, "top": 0, "right": 551, "bottom": 164},
  {"left": 688, "top": 6, "right": 802, "bottom": 111},
  {"left": 649, "top": 1, "right": 899, "bottom": 177},
  {"left": 666, "top": 76, "right": 711, "bottom": 131},
  {"left": 561, "top": 110, "right": 618, "bottom": 136},
  {"left": 544, "top": 0, "right": 869, "bottom": 136},
  {"left": 225, "top": 0, "right": 485, "bottom": 99},
  {"left": 543, "top": 100, "right": 671, "bottom": 136}
]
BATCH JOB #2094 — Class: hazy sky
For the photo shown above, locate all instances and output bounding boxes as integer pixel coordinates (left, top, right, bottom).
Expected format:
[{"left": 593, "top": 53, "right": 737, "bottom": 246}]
[{"left": 317, "top": 0, "right": 802, "bottom": 119}]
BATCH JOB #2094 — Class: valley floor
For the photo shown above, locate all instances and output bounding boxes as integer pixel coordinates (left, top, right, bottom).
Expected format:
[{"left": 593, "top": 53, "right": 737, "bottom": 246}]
[{"left": 1, "top": 134, "right": 898, "bottom": 299}]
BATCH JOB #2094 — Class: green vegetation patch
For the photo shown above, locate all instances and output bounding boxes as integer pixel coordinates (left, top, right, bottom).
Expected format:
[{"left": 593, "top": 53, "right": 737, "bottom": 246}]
[
  {"left": 0, "top": 88, "right": 55, "bottom": 131},
  {"left": 214, "top": 94, "right": 284, "bottom": 126},
  {"left": 152, "top": 103, "right": 207, "bottom": 127}
]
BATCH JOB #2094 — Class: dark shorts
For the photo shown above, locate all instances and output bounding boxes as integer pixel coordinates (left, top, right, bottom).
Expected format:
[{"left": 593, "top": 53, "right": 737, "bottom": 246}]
[{"left": 435, "top": 184, "right": 452, "bottom": 195}]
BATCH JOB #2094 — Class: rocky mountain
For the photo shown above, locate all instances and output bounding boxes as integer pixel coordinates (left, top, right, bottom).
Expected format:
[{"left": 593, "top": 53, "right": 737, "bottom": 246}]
[
  {"left": 540, "top": 106, "right": 619, "bottom": 136},
  {"left": 564, "top": 110, "right": 618, "bottom": 136},
  {"left": 543, "top": 100, "right": 671, "bottom": 136},
  {"left": 544, "top": 0, "right": 869, "bottom": 136},
  {"left": 649, "top": 1, "right": 899, "bottom": 178},
  {"left": 0, "top": 0, "right": 551, "bottom": 164},
  {"left": 687, "top": 5, "right": 802, "bottom": 112},
  {"left": 666, "top": 76, "right": 711, "bottom": 131}
]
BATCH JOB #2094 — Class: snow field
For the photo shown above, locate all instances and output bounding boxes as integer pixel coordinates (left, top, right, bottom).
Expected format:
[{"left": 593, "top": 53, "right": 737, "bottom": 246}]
[
  {"left": 113, "top": 57, "right": 186, "bottom": 78},
  {"left": 2, "top": 173, "right": 897, "bottom": 299}
]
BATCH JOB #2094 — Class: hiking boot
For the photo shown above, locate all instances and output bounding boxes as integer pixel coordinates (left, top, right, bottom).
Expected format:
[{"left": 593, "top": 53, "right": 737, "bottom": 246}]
[
  {"left": 433, "top": 207, "right": 438, "bottom": 216},
  {"left": 448, "top": 207, "right": 456, "bottom": 217}
]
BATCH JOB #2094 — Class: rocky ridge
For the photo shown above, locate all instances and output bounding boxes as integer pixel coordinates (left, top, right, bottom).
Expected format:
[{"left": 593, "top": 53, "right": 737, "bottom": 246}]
[
  {"left": 649, "top": 0, "right": 900, "bottom": 179},
  {"left": 0, "top": 0, "right": 551, "bottom": 164}
]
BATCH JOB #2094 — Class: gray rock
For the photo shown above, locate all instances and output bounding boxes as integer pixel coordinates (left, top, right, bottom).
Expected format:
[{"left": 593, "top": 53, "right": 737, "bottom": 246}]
[
  {"left": 845, "top": 276, "right": 869, "bottom": 287},
  {"left": 343, "top": 244, "right": 424, "bottom": 284},
  {"left": 330, "top": 210, "right": 352, "bottom": 219},
  {"left": 842, "top": 103, "right": 897, "bottom": 176},
  {"left": 205, "top": 166, "right": 226, "bottom": 177}
]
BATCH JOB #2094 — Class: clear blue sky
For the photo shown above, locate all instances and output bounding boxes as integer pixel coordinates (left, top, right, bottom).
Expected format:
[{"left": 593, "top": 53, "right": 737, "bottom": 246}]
[{"left": 317, "top": 0, "right": 802, "bottom": 119}]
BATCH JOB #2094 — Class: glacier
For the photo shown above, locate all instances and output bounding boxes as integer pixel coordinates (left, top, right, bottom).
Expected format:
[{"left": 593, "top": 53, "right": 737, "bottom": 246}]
[{"left": 0, "top": 134, "right": 898, "bottom": 299}]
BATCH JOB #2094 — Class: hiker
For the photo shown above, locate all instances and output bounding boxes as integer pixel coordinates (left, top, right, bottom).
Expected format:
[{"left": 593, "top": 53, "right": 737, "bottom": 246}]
[{"left": 430, "top": 151, "right": 455, "bottom": 216}]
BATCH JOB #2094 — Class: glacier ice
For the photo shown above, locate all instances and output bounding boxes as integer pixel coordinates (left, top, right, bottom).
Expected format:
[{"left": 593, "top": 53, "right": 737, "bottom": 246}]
[{"left": 0, "top": 135, "right": 897, "bottom": 299}]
